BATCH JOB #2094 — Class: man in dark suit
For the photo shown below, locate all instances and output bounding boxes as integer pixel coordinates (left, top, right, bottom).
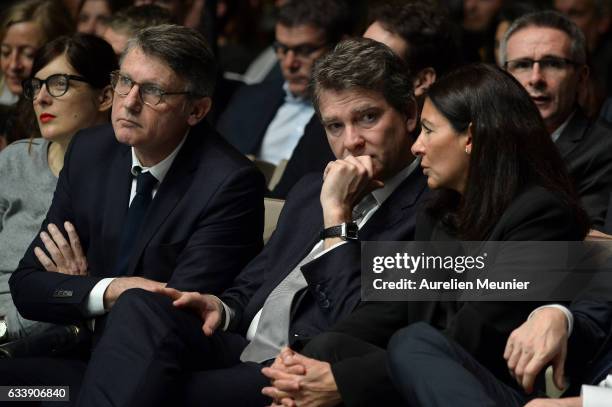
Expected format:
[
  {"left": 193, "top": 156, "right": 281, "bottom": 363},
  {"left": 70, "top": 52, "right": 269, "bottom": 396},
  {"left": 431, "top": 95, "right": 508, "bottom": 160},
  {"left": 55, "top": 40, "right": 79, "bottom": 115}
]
[
  {"left": 216, "top": 0, "right": 350, "bottom": 166},
  {"left": 271, "top": 0, "right": 462, "bottom": 198},
  {"left": 4, "top": 24, "right": 264, "bottom": 392},
  {"left": 71, "top": 38, "right": 428, "bottom": 406},
  {"left": 500, "top": 10, "right": 612, "bottom": 229}
]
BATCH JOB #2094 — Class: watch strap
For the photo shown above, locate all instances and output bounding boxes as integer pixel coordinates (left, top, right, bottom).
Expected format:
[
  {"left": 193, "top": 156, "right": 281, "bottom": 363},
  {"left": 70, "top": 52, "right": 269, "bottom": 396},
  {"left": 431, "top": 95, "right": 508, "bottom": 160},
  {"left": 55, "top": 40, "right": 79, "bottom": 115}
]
[{"left": 320, "top": 222, "right": 358, "bottom": 241}]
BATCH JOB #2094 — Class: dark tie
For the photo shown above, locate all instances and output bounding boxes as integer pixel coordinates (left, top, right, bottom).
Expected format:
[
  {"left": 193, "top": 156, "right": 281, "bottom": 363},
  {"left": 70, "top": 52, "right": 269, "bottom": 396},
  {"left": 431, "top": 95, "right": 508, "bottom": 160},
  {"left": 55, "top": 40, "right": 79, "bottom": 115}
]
[{"left": 111, "top": 169, "right": 158, "bottom": 276}]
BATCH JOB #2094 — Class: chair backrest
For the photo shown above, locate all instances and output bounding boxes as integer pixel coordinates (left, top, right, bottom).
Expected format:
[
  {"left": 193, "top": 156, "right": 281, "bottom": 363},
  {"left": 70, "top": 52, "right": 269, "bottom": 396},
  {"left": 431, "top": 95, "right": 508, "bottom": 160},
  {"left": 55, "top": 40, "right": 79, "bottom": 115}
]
[
  {"left": 248, "top": 156, "right": 277, "bottom": 187},
  {"left": 263, "top": 198, "right": 285, "bottom": 244},
  {"left": 268, "top": 159, "right": 288, "bottom": 190}
]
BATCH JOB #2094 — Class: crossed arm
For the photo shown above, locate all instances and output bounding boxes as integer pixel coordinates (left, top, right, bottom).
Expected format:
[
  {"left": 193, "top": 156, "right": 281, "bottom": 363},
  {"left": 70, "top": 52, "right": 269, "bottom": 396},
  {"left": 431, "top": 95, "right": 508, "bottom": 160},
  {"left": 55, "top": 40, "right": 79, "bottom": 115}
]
[{"left": 33, "top": 221, "right": 166, "bottom": 310}]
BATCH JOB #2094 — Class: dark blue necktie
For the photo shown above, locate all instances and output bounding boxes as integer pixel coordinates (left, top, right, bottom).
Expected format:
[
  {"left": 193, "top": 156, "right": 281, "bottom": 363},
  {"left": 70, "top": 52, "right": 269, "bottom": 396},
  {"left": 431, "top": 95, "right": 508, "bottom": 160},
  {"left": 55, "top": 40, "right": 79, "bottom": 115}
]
[{"left": 111, "top": 169, "right": 158, "bottom": 276}]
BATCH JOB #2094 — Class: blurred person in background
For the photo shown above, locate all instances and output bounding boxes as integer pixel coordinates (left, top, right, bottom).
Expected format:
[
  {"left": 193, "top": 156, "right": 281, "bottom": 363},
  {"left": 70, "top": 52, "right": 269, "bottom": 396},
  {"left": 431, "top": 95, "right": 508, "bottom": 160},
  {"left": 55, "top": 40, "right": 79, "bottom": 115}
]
[
  {"left": 459, "top": 0, "right": 504, "bottom": 63},
  {"left": 133, "top": 0, "right": 189, "bottom": 24},
  {"left": 0, "top": 33, "right": 116, "bottom": 341},
  {"left": 102, "top": 4, "right": 173, "bottom": 57},
  {"left": 555, "top": 0, "right": 612, "bottom": 119},
  {"left": 0, "top": 0, "right": 74, "bottom": 105},
  {"left": 494, "top": 2, "right": 541, "bottom": 66},
  {"left": 500, "top": 10, "right": 612, "bottom": 229},
  {"left": 217, "top": 0, "right": 351, "bottom": 165},
  {"left": 76, "top": 0, "right": 132, "bottom": 37}
]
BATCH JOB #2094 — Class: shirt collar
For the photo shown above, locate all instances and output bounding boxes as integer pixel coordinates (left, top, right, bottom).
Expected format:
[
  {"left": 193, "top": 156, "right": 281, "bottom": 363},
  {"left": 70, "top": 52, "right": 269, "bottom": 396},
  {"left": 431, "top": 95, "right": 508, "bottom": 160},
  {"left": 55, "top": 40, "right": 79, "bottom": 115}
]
[
  {"left": 371, "top": 157, "right": 420, "bottom": 206},
  {"left": 550, "top": 110, "right": 575, "bottom": 143},
  {"left": 130, "top": 133, "right": 188, "bottom": 182},
  {"left": 282, "top": 81, "right": 311, "bottom": 104}
]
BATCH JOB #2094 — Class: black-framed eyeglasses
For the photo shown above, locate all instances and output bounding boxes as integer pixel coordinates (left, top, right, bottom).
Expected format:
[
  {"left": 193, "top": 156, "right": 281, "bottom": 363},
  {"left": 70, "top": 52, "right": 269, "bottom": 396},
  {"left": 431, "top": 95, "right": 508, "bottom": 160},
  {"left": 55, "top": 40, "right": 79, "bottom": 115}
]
[
  {"left": 22, "top": 74, "right": 89, "bottom": 100},
  {"left": 272, "top": 40, "right": 327, "bottom": 60},
  {"left": 504, "top": 57, "right": 578, "bottom": 75},
  {"left": 110, "top": 70, "right": 193, "bottom": 107}
]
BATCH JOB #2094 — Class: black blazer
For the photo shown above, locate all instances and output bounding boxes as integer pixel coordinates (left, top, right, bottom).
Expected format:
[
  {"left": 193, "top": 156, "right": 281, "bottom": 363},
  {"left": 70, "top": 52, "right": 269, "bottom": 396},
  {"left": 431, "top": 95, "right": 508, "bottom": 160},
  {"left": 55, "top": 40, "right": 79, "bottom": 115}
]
[
  {"left": 557, "top": 108, "right": 612, "bottom": 229},
  {"left": 323, "top": 185, "right": 593, "bottom": 406},
  {"left": 10, "top": 123, "right": 265, "bottom": 325},
  {"left": 220, "top": 168, "right": 428, "bottom": 345},
  {"left": 216, "top": 76, "right": 286, "bottom": 155}
]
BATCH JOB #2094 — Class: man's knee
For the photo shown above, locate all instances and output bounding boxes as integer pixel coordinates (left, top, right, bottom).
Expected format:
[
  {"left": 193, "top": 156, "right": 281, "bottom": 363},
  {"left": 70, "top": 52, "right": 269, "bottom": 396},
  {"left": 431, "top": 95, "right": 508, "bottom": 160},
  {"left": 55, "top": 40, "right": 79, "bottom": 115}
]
[
  {"left": 107, "top": 288, "right": 172, "bottom": 324},
  {"left": 388, "top": 322, "right": 446, "bottom": 373}
]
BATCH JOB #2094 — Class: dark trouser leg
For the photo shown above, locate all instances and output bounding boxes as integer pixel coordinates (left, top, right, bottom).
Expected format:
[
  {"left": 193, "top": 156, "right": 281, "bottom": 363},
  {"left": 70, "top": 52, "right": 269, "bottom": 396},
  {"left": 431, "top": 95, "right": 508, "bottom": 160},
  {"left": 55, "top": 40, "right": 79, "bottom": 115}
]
[
  {"left": 182, "top": 361, "right": 271, "bottom": 407},
  {"left": 388, "top": 322, "right": 527, "bottom": 407},
  {"left": 76, "top": 289, "right": 248, "bottom": 407},
  {"left": 302, "top": 332, "right": 405, "bottom": 407}
]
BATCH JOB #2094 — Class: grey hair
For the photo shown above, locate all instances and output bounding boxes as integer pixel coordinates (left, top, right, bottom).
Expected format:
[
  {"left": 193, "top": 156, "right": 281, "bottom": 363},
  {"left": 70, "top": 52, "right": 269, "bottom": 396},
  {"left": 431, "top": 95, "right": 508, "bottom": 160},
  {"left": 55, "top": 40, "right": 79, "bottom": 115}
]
[
  {"left": 311, "top": 37, "right": 414, "bottom": 118},
  {"left": 499, "top": 11, "right": 586, "bottom": 67},
  {"left": 121, "top": 24, "right": 216, "bottom": 97}
]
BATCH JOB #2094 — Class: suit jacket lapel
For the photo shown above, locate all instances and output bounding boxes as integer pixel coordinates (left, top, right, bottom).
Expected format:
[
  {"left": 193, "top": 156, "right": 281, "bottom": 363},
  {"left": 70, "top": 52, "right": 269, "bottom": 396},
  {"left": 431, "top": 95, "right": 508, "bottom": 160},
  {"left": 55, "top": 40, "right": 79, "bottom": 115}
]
[
  {"left": 101, "top": 143, "right": 132, "bottom": 276},
  {"left": 360, "top": 168, "right": 428, "bottom": 239},
  {"left": 126, "top": 132, "right": 200, "bottom": 276},
  {"left": 251, "top": 86, "right": 286, "bottom": 153},
  {"left": 556, "top": 108, "right": 589, "bottom": 160},
  {"left": 246, "top": 189, "right": 324, "bottom": 320},
  {"left": 263, "top": 201, "right": 323, "bottom": 294}
]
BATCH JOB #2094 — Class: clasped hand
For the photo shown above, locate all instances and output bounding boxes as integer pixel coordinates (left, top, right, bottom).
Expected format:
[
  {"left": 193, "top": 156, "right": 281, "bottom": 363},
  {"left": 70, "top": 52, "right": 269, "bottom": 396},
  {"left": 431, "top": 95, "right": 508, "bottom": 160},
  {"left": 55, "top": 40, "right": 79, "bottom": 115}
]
[{"left": 261, "top": 347, "right": 341, "bottom": 407}]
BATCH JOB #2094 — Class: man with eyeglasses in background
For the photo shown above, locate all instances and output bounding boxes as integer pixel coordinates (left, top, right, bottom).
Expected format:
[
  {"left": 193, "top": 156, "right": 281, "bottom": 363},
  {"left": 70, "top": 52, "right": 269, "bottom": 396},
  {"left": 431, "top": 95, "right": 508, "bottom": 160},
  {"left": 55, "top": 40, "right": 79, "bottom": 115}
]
[
  {"left": 2, "top": 24, "right": 265, "bottom": 394},
  {"left": 500, "top": 10, "right": 612, "bottom": 230},
  {"left": 216, "top": 0, "right": 351, "bottom": 167},
  {"left": 494, "top": 10, "right": 612, "bottom": 407}
]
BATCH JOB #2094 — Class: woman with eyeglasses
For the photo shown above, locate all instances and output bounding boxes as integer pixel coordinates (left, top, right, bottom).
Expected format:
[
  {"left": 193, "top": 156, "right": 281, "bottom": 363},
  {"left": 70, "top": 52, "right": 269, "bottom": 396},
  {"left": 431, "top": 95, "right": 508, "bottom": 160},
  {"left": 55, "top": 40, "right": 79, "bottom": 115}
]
[
  {"left": 0, "top": 33, "right": 116, "bottom": 341},
  {"left": 0, "top": 0, "right": 74, "bottom": 150}
]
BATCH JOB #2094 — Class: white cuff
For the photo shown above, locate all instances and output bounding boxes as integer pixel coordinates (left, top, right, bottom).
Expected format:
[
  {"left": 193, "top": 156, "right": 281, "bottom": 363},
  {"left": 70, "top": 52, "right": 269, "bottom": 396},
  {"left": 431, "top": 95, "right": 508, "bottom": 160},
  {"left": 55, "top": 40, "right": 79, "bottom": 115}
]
[
  {"left": 83, "top": 278, "right": 115, "bottom": 316},
  {"left": 528, "top": 304, "right": 573, "bottom": 336},
  {"left": 214, "top": 296, "right": 233, "bottom": 331},
  {"left": 582, "top": 384, "right": 612, "bottom": 407}
]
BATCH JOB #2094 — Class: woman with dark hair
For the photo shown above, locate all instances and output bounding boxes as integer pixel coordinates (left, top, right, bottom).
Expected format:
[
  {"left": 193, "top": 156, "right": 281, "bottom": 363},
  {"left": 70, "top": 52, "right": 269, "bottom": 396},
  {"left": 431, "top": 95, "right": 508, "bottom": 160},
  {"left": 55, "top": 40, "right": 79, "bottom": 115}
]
[
  {"left": 0, "top": 33, "right": 116, "bottom": 340},
  {"left": 413, "top": 62, "right": 587, "bottom": 240},
  {"left": 385, "top": 63, "right": 589, "bottom": 406}
]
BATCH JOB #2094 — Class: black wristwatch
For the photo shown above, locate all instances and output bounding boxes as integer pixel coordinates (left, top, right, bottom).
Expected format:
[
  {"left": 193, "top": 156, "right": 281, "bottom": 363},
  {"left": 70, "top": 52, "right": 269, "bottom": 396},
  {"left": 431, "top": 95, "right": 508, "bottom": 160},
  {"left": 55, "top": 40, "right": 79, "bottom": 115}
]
[{"left": 320, "top": 222, "right": 359, "bottom": 241}]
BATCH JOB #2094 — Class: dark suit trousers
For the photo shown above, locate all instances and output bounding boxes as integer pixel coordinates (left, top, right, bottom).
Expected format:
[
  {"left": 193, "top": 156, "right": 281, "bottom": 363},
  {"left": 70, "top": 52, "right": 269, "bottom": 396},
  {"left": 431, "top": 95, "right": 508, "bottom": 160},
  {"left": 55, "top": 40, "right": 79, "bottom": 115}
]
[
  {"left": 302, "top": 332, "right": 405, "bottom": 407},
  {"left": 387, "top": 323, "right": 526, "bottom": 407},
  {"left": 76, "top": 289, "right": 270, "bottom": 407}
]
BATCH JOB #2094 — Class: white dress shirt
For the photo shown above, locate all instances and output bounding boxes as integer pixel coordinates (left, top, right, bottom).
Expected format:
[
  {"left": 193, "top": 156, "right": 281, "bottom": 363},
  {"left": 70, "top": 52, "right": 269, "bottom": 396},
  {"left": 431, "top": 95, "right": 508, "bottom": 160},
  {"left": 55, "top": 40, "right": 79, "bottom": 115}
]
[
  {"left": 582, "top": 374, "right": 612, "bottom": 407},
  {"left": 83, "top": 135, "right": 187, "bottom": 316},
  {"left": 257, "top": 82, "right": 315, "bottom": 165}
]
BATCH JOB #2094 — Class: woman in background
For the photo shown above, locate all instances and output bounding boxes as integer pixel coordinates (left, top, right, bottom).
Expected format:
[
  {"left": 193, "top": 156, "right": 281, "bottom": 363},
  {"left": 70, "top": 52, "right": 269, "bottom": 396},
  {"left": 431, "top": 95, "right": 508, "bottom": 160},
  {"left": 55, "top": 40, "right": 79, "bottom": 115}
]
[
  {"left": 0, "top": 0, "right": 74, "bottom": 105},
  {"left": 0, "top": 33, "right": 116, "bottom": 340}
]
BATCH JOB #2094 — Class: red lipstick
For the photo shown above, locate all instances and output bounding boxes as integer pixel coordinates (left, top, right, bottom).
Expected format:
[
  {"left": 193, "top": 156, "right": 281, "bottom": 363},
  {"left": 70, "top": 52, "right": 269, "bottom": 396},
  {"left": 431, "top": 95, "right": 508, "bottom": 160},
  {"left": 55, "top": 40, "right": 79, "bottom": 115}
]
[{"left": 39, "top": 113, "right": 56, "bottom": 123}]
